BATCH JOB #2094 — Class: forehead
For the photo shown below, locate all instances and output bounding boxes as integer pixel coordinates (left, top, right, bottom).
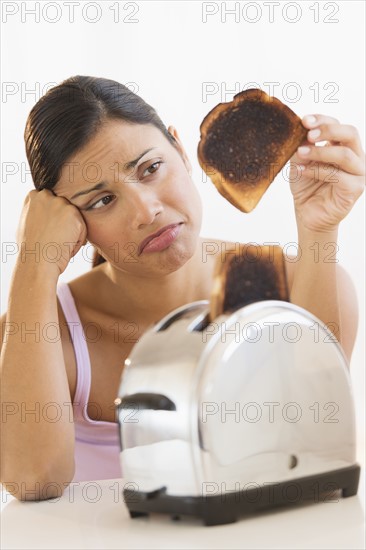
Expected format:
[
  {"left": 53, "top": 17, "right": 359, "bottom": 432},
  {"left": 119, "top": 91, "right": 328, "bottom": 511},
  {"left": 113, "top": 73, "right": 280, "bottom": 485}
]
[{"left": 55, "top": 120, "right": 165, "bottom": 192}]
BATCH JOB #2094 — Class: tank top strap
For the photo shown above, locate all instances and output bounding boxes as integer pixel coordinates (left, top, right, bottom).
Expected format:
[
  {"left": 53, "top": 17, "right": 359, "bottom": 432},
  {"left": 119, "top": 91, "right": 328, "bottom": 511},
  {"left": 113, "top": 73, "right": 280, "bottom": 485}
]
[{"left": 56, "top": 281, "right": 92, "bottom": 422}]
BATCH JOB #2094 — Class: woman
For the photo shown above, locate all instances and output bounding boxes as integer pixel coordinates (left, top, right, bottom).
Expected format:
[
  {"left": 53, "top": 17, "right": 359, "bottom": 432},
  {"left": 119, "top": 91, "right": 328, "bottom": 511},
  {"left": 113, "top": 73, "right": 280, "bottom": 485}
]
[{"left": 0, "top": 76, "right": 364, "bottom": 500}]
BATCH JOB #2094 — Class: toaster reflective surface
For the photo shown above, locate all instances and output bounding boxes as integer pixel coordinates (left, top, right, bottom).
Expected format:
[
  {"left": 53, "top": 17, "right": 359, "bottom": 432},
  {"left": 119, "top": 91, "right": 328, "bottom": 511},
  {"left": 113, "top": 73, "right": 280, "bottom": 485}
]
[{"left": 115, "top": 300, "right": 359, "bottom": 524}]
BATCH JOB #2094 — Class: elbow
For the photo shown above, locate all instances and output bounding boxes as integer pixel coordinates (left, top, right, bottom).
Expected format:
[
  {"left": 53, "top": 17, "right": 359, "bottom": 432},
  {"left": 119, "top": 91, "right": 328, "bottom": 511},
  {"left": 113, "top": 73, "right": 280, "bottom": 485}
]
[{"left": 1, "top": 458, "right": 75, "bottom": 501}]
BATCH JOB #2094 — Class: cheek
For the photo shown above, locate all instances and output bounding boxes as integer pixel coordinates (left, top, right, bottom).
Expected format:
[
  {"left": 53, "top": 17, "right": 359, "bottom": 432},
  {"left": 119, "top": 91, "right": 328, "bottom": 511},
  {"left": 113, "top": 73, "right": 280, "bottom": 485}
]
[
  {"left": 85, "top": 215, "right": 138, "bottom": 263},
  {"left": 168, "top": 170, "right": 203, "bottom": 217},
  {"left": 85, "top": 217, "right": 122, "bottom": 249},
  {"left": 185, "top": 181, "right": 203, "bottom": 226}
]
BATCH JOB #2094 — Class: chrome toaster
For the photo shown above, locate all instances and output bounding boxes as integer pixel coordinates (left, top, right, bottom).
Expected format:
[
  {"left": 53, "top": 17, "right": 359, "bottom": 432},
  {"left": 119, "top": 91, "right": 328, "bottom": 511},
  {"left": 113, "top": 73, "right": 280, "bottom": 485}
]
[{"left": 115, "top": 300, "right": 360, "bottom": 525}]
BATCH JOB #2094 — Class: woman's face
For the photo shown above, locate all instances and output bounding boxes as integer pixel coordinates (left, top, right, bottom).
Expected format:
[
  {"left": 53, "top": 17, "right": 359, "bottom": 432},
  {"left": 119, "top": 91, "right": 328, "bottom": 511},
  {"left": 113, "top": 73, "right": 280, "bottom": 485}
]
[{"left": 54, "top": 119, "right": 203, "bottom": 276}]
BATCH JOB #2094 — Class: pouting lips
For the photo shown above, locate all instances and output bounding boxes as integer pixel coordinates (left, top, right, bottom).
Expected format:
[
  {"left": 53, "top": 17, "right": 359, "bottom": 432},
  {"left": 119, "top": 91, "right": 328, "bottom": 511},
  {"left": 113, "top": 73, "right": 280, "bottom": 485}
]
[{"left": 138, "top": 223, "right": 183, "bottom": 255}]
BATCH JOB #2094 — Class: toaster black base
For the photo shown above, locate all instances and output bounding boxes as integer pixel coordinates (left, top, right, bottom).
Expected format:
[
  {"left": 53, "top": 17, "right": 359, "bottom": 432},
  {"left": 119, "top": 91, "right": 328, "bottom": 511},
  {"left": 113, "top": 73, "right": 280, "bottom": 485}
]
[{"left": 123, "top": 464, "right": 360, "bottom": 526}]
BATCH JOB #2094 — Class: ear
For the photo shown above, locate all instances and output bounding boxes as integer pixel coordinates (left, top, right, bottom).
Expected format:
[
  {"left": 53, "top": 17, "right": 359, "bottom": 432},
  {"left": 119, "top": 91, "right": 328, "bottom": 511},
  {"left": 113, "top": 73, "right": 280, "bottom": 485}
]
[{"left": 167, "top": 125, "right": 192, "bottom": 176}]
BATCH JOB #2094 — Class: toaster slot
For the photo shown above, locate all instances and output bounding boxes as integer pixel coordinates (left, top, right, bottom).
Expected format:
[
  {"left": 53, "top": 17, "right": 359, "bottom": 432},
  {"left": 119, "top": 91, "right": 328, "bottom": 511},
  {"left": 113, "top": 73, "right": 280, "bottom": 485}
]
[
  {"left": 121, "top": 392, "right": 176, "bottom": 411},
  {"left": 191, "top": 312, "right": 211, "bottom": 332},
  {"left": 154, "top": 301, "right": 209, "bottom": 331}
]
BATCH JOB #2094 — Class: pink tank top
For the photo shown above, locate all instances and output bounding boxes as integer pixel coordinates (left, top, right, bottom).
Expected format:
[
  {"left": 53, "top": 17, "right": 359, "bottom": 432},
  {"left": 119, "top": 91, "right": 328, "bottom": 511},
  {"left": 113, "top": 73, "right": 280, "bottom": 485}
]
[{"left": 56, "top": 282, "right": 122, "bottom": 482}]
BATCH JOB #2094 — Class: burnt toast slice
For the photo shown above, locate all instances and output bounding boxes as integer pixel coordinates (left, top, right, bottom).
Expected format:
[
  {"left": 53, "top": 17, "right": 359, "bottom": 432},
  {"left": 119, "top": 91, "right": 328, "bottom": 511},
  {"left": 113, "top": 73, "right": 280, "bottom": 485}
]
[
  {"left": 197, "top": 89, "right": 307, "bottom": 212},
  {"left": 209, "top": 243, "right": 289, "bottom": 322}
]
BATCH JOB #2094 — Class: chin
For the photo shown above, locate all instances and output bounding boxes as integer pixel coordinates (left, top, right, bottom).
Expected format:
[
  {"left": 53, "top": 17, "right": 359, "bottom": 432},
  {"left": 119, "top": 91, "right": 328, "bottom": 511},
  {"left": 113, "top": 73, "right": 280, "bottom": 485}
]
[
  {"left": 101, "top": 224, "right": 200, "bottom": 276},
  {"left": 152, "top": 242, "right": 196, "bottom": 275},
  {"left": 140, "top": 228, "right": 200, "bottom": 276}
]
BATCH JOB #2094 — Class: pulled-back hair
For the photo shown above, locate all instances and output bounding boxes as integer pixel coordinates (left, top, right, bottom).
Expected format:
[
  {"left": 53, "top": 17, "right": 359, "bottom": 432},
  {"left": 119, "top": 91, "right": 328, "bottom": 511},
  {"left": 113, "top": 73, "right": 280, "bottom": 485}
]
[{"left": 24, "top": 75, "right": 178, "bottom": 267}]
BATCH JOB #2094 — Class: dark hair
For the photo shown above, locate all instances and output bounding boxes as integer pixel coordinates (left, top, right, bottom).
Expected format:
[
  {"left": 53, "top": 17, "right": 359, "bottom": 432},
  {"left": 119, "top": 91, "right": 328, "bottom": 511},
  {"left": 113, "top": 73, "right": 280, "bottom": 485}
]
[{"left": 24, "top": 75, "right": 178, "bottom": 268}]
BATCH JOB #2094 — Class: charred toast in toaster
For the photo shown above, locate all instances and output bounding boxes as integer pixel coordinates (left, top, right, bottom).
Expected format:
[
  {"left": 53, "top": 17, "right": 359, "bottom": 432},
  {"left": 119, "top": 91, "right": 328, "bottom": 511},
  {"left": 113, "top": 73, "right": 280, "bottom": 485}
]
[{"left": 209, "top": 243, "right": 289, "bottom": 321}]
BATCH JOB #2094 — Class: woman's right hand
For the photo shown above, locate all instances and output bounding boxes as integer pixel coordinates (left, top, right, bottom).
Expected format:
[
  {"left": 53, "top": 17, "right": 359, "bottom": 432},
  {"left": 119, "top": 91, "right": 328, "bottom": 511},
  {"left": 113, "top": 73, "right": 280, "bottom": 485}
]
[{"left": 16, "top": 189, "right": 88, "bottom": 277}]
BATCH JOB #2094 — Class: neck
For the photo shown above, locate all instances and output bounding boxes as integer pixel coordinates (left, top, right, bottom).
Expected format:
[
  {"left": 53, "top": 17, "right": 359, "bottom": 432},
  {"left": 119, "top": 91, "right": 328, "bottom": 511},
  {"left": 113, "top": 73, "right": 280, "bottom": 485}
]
[{"left": 94, "top": 237, "right": 214, "bottom": 325}]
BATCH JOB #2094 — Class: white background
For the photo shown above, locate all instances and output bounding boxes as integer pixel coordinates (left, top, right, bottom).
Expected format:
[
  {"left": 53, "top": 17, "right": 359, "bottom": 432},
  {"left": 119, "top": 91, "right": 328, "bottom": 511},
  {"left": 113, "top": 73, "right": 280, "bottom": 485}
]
[{"left": 1, "top": 1, "right": 365, "bottom": 437}]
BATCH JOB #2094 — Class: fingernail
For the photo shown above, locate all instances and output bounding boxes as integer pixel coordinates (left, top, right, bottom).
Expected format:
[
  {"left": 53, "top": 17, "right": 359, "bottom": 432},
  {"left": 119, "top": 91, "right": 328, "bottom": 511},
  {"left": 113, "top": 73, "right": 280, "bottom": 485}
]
[
  {"left": 308, "top": 129, "right": 321, "bottom": 140},
  {"left": 303, "top": 115, "right": 317, "bottom": 126},
  {"left": 298, "top": 146, "right": 311, "bottom": 156}
]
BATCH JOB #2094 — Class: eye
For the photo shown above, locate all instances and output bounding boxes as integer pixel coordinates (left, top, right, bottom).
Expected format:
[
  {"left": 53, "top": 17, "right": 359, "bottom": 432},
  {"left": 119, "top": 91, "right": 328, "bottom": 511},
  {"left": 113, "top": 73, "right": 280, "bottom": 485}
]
[
  {"left": 86, "top": 194, "right": 116, "bottom": 211},
  {"left": 141, "top": 161, "right": 163, "bottom": 178}
]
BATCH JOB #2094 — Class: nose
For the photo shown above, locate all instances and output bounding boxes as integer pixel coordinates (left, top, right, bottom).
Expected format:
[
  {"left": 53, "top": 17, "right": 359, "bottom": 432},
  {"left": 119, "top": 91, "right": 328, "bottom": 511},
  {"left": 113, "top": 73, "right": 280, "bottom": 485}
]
[{"left": 126, "top": 186, "right": 163, "bottom": 229}]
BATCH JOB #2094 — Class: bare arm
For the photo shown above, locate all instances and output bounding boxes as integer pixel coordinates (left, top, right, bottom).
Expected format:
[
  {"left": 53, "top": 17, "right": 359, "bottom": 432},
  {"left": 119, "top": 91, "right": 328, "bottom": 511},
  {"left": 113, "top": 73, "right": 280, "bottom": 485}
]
[
  {"left": 0, "top": 260, "right": 75, "bottom": 501},
  {"left": 0, "top": 189, "right": 87, "bottom": 500},
  {"left": 286, "top": 114, "right": 364, "bottom": 364},
  {"left": 285, "top": 227, "right": 359, "bottom": 364}
]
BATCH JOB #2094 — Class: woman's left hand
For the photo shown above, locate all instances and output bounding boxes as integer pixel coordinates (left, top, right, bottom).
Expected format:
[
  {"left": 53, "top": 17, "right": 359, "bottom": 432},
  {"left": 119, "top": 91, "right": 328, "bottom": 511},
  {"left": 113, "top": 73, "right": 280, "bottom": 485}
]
[{"left": 289, "top": 115, "right": 365, "bottom": 233}]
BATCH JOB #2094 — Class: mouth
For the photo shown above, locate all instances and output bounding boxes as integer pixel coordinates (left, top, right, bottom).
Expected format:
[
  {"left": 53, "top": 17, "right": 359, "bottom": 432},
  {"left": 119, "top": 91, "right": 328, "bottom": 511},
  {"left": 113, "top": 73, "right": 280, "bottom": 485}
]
[{"left": 138, "top": 223, "right": 183, "bottom": 255}]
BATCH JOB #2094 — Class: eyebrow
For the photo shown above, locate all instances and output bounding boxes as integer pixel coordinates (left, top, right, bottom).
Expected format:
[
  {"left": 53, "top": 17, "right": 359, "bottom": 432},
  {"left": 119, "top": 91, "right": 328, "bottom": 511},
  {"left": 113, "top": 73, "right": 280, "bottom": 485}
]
[{"left": 70, "top": 147, "right": 157, "bottom": 200}]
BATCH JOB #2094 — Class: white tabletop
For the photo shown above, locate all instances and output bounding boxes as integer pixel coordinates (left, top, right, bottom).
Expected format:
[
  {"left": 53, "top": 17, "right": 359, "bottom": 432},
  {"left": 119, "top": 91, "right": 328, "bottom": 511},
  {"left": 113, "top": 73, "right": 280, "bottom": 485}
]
[{"left": 1, "top": 461, "right": 365, "bottom": 550}]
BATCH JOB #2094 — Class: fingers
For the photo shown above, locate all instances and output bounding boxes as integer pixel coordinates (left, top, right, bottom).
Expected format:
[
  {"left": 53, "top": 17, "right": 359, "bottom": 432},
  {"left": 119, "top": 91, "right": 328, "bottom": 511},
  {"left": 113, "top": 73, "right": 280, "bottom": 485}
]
[
  {"left": 290, "top": 160, "right": 340, "bottom": 187},
  {"left": 297, "top": 163, "right": 342, "bottom": 185},
  {"left": 293, "top": 163, "right": 365, "bottom": 198},
  {"left": 301, "top": 115, "right": 365, "bottom": 158},
  {"left": 302, "top": 114, "right": 340, "bottom": 128},
  {"left": 296, "top": 144, "right": 365, "bottom": 176}
]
